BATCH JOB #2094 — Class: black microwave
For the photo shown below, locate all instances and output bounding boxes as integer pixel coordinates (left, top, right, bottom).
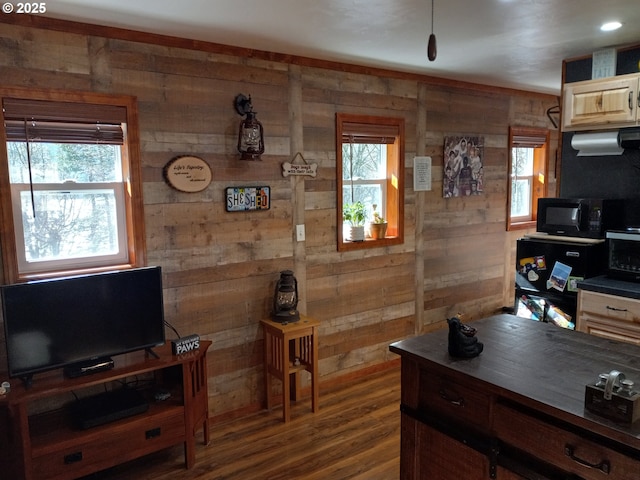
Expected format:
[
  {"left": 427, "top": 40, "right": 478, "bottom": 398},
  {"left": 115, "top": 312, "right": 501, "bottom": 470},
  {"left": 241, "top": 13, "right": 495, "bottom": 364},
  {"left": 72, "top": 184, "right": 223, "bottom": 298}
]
[{"left": 536, "top": 198, "right": 625, "bottom": 239}]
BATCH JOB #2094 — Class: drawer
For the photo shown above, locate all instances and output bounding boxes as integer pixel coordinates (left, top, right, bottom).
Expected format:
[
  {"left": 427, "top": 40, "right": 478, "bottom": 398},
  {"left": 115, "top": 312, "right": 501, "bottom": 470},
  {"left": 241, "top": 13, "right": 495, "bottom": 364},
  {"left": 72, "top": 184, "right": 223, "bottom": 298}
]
[
  {"left": 418, "top": 369, "right": 492, "bottom": 430},
  {"left": 579, "top": 291, "right": 640, "bottom": 324},
  {"left": 494, "top": 402, "right": 638, "bottom": 480},
  {"left": 580, "top": 314, "right": 640, "bottom": 346},
  {"left": 31, "top": 409, "right": 185, "bottom": 480}
]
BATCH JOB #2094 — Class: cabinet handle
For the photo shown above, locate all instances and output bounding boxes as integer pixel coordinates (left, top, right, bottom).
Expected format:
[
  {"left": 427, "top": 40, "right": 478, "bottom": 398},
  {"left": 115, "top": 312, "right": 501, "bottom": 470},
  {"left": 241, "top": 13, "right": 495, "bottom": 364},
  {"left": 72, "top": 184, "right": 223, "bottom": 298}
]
[
  {"left": 606, "top": 305, "right": 628, "bottom": 312},
  {"left": 630, "top": 90, "right": 634, "bottom": 110},
  {"left": 145, "top": 427, "right": 162, "bottom": 439},
  {"left": 64, "top": 451, "right": 83, "bottom": 464},
  {"left": 438, "top": 388, "right": 465, "bottom": 407},
  {"left": 564, "top": 444, "right": 610, "bottom": 474}
]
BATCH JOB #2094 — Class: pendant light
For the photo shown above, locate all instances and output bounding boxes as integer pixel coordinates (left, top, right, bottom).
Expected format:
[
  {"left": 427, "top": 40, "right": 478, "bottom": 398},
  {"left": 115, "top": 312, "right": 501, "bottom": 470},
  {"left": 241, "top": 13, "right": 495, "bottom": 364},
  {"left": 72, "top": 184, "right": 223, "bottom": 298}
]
[{"left": 427, "top": 0, "right": 437, "bottom": 61}]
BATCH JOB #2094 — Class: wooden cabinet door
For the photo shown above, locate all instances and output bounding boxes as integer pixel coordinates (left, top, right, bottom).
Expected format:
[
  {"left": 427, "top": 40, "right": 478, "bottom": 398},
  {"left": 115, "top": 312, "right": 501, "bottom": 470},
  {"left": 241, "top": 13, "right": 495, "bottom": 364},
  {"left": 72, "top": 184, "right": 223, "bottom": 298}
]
[
  {"left": 495, "top": 467, "right": 528, "bottom": 480},
  {"left": 415, "top": 420, "right": 491, "bottom": 479},
  {"left": 577, "top": 290, "right": 640, "bottom": 345},
  {"left": 562, "top": 74, "right": 639, "bottom": 131}
]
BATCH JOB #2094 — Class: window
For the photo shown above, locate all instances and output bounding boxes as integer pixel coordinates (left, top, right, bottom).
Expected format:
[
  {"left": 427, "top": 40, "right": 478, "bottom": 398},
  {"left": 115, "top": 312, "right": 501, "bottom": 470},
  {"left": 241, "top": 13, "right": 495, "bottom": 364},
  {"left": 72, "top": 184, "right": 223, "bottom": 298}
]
[
  {"left": 336, "top": 113, "right": 404, "bottom": 251},
  {"left": 507, "top": 126, "right": 549, "bottom": 231},
  {"left": 0, "top": 88, "right": 146, "bottom": 282}
]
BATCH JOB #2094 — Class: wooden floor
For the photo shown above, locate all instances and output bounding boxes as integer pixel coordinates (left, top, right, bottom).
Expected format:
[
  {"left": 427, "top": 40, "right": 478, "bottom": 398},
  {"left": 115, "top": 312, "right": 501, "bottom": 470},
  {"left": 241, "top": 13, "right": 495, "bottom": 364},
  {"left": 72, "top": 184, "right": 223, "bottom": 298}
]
[{"left": 82, "top": 366, "right": 401, "bottom": 480}]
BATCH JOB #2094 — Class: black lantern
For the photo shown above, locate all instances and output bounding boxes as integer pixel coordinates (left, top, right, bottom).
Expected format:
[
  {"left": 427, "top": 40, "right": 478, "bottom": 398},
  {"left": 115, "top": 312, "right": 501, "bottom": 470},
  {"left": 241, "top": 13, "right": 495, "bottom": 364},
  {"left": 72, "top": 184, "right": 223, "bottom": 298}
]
[
  {"left": 272, "top": 270, "right": 299, "bottom": 323},
  {"left": 234, "top": 94, "right": 264, "bottom": 161}
]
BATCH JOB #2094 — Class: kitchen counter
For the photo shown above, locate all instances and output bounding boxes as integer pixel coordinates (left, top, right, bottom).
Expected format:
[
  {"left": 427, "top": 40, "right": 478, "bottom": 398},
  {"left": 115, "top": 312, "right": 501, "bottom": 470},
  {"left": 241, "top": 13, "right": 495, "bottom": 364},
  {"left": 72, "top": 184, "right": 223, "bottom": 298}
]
[
  {"left": 390, "top": 314, "right": 640, "bottom": 479},
  {"left": 578, "top": 275, "right": 640, "bottom": 300}
]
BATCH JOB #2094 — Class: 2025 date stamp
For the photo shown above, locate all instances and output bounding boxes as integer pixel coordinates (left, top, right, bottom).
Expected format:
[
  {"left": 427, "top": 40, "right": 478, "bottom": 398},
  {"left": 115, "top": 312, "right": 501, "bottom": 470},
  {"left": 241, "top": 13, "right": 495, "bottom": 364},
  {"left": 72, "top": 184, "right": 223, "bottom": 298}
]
[{"left": 2, "top": 2, "right": 47, "bottom": 14}]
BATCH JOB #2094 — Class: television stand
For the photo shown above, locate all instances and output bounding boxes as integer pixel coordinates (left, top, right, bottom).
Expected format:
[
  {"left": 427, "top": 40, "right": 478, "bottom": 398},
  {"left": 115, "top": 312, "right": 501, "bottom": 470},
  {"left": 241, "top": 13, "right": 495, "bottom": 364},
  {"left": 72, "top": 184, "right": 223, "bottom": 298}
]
[
  {"left": 3, "top": 341, "right": 210, "bottom": 480},
  {"left": 70, "top": 387, "right": 149, "bottom": 429},
  {"left": 18, "top": 374, "right": 33, "bottom": 390},
  {"left": 145, "top": 346, "right": 160, "bottom": 359},
  {"left": 64, "top": 356, "right": 114, "bottom": 378}
]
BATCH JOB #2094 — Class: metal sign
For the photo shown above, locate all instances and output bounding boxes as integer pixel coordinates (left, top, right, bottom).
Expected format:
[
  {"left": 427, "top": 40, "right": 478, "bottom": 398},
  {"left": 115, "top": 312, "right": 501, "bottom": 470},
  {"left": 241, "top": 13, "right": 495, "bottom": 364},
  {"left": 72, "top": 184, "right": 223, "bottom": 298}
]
[{"left": 225, "top": 186, "right": 270, "bottom": 212}]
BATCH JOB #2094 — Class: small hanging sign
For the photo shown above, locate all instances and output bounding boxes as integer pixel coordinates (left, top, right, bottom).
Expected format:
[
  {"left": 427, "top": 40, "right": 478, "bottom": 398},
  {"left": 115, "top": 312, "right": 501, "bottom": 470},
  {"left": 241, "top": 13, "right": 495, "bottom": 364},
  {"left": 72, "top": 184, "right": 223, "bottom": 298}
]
[
  {"left": 282, "top": 152, "right": 318, "bottom": 177},
  {"left": 225, "top": 186, "right": 270, "bottom": 212},
  {"left": 163, "top": 155, "right": 212, "bottom": 192}
]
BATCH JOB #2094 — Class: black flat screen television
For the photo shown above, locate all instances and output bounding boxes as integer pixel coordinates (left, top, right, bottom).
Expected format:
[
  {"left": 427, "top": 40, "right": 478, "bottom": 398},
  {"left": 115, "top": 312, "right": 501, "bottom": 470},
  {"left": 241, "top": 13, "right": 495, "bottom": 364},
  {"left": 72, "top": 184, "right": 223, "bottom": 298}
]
[{"left": 1, "top": 266, "right": 166, "bottom": 384}]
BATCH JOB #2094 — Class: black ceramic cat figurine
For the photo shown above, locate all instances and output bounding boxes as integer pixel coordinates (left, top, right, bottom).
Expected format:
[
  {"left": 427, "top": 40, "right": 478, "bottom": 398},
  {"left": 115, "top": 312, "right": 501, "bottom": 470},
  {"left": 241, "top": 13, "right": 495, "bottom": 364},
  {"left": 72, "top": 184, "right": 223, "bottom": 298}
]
[{"left": 447, "top": 316, "right": 483, "bottom": 358}]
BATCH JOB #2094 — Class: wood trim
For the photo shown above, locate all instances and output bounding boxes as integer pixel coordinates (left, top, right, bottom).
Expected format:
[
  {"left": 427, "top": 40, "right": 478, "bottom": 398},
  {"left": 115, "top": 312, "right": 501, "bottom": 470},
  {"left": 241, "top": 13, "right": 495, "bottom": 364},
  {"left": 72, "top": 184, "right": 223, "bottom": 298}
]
[
  {"left": 0, "top": 14, "right": 557, "bottom": 99},
  {"left": 506, "top": 126, "right": 550, "bottom": 232},
  {"left": 336, "top": 113, "right": 405, "bottom": 252},
  {"left": 209, "top": 357, "right": 401, "bottom": 425},
  {"left": 0, "top": 86, "right": 146, "bottom": 282},
  {"left": 0, "top": 98, "right": 17, "bottom": 285}
]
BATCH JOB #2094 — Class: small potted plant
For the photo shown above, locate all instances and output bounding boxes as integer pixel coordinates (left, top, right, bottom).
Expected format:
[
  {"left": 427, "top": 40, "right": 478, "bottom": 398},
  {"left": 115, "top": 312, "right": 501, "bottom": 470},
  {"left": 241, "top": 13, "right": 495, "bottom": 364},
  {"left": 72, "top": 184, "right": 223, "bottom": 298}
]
[
  {"left": 368, "top": 204, "right": 387, "bottom": 239},
  {"left": 343, "top": 201, "right": 366, "bottom": 241}
]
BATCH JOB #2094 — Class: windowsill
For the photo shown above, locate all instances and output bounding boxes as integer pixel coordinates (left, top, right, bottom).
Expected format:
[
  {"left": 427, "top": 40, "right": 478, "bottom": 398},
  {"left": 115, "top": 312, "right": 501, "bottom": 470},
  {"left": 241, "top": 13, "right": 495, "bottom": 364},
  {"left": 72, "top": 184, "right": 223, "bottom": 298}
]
[
  {"left": 338, "top": 235, "right": 401, "bottom": 251},
  {"left": 508, "top": 220, "right": 536, "bottom": 231}
]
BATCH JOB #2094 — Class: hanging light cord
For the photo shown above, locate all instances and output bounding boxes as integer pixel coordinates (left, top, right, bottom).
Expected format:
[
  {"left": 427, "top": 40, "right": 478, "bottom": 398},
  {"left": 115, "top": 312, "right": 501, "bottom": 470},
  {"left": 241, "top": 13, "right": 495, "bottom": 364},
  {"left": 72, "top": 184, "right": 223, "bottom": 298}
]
[
  {"left": 431, "top": 0, "right": 434, "bottom": 35},
  {"left": 24, "top": 119, "right": 36, "bottom": 218},
  {"left": 428, "top": 0, "right": 437, "bottom": 61}
]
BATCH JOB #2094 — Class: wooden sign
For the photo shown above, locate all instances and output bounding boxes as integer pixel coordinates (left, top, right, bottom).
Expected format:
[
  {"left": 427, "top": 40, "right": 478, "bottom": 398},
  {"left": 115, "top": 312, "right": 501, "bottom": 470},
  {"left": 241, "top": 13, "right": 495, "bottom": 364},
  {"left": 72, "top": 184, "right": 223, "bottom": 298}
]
[
  {"left": 282, "top": 162, "right": 317, "bottom": 177},
  {"left": 226, "top": 186, "right": 270, "bottom": 212},
  {"left": 282, "top": 152, "right": 318, "bottom": 177},
  {"left": 163, "top": 155, "right": 212, "bottom": 192}
]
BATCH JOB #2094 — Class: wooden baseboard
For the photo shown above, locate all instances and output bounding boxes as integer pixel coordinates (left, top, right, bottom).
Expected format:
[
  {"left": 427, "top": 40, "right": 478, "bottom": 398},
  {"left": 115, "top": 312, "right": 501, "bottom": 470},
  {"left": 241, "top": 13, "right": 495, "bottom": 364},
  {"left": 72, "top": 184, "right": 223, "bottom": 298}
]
[{"left": 209, "top": 358, "right": 401, "bottom": 425}]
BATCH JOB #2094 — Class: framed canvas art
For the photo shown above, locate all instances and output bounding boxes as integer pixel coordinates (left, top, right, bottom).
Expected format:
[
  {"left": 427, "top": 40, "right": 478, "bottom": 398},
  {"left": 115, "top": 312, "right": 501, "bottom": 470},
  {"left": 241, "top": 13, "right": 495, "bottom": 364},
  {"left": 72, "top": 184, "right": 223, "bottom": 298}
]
[{"left": 443, "top": 136, "right": 484, "bottom": 198}]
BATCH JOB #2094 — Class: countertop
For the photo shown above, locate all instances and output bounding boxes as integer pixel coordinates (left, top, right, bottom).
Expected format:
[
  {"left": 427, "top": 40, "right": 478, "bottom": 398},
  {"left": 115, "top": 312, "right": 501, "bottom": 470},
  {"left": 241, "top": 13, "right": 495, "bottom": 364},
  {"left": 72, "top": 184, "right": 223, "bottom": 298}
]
[
  {"left": 390, "top": 314, "right": 640, "bottom": 448},
  {"left": 578, "top": 275, "right": 640, "bottom": 300}
]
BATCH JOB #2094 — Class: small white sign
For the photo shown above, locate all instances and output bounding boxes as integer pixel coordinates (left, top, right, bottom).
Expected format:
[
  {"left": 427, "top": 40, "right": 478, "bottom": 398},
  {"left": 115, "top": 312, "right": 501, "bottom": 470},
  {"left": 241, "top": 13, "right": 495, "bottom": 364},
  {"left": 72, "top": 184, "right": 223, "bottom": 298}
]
[
  {"left": 592, "top": 48, "right": 617, "bottom": 79},
  {"left": 413, "top": 156, "right": 432, "bottom": 191},
  {"left": 282, "top": 162, "right": 318, "bottom": 177}
]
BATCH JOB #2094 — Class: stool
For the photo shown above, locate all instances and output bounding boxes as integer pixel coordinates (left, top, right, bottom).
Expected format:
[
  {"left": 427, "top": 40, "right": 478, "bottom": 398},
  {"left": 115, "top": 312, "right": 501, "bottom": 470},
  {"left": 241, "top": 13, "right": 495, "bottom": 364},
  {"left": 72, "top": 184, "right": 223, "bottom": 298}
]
[{"left": 261, "top": 315, "right": 319, "bottom": 422}]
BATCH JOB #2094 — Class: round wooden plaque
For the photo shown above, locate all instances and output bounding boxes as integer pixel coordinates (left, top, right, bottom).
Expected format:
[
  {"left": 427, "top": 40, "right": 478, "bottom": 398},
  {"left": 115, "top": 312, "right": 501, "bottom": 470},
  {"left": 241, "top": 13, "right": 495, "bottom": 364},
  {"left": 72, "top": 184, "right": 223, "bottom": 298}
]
[{"left": 163, "top": 155, "right": 212, "bottom": 193}]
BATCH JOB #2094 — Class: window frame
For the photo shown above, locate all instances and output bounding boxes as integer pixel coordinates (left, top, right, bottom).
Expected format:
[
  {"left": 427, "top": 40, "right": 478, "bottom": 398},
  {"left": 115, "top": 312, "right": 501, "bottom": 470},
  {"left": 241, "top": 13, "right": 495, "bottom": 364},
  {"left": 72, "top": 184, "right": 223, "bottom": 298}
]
[
  {"left": 0, "top": 87, "right": 146, "bottom": 283},
  {"left": 507, "top": 126, "right": 549, "bottom": 231},
  {"left": 336, "top": 113, "right": 404, "bottom": 252}
]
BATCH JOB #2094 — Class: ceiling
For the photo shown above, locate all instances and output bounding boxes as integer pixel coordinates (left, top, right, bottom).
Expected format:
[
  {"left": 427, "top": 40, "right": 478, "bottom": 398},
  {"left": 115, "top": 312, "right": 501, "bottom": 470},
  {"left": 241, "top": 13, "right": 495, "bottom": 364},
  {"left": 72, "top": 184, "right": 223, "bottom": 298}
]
[{"left": 45, "top": 0, "right": 640, "bottom": 95}]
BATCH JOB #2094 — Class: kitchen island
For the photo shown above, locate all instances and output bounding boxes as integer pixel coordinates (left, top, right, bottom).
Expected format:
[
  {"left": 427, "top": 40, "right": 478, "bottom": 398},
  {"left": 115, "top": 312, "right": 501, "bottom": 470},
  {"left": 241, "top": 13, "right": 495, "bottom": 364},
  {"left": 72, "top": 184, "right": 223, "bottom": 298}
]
[{"left": 389, "top": 314, "right": 640, "bottom": 479}]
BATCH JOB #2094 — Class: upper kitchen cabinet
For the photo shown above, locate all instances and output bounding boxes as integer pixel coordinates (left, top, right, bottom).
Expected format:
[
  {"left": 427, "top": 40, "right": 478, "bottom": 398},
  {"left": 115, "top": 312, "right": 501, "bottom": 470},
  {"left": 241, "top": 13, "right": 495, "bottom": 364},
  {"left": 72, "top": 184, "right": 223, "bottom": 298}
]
[{"left": 562, "top": 73, "right": 640, "bottom": 131}]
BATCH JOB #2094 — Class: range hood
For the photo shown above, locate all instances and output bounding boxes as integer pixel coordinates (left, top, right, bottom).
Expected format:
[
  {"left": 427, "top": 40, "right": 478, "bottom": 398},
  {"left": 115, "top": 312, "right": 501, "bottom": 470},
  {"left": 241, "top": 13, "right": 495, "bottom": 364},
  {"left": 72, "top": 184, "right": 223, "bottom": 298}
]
[{"left": 571, "top": 127, "right": 640, "bottom": 156}]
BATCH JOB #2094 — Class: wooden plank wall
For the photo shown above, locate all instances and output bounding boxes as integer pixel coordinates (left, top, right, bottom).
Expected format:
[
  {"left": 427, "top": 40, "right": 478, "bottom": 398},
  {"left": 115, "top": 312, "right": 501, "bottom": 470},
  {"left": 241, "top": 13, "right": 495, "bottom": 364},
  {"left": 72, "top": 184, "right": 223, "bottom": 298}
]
[{"left": 0, "top": 18, "right": 558, "bottom": 421}]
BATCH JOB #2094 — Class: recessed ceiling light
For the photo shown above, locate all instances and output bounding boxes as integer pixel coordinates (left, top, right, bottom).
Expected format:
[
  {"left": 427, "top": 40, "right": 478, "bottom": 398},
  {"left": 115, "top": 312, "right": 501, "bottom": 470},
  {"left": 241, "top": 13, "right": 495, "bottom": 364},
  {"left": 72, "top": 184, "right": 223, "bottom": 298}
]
[{"left": 601, "top": 21, "right": 622, "bottom": 32}]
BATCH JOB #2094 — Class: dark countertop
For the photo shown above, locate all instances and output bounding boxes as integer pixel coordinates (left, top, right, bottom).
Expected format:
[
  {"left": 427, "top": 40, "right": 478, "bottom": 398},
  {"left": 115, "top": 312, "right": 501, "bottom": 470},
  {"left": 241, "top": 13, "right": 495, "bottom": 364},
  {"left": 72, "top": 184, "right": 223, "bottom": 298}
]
[
  {"left": 389, "top": 314, "right": 640, "bottom": 448},
  {"left": 577, "top": 275, "right": 640, "bottom": 300}
]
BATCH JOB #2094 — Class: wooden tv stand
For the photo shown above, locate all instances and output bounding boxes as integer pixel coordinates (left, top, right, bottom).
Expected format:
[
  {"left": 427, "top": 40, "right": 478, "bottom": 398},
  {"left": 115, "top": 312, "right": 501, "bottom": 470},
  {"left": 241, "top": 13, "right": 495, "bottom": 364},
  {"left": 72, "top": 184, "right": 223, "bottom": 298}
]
[{"left": 1, "top": 341, "right": 210, "bottom": 480}]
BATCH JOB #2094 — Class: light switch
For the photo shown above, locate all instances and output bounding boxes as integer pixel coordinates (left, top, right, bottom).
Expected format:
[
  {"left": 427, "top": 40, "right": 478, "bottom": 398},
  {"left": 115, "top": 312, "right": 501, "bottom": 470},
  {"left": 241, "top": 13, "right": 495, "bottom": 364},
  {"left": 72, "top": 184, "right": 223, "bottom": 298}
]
[{"left": 296, "top": 224, "right": 305, "bottom": 242}]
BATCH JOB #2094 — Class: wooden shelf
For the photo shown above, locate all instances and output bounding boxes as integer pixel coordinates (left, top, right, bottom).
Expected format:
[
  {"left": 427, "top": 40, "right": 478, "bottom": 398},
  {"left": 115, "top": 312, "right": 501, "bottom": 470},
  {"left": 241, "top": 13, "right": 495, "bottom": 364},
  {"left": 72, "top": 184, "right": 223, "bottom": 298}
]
[{"left": 4, "top": 341, "right": 210, "bottom": 480}]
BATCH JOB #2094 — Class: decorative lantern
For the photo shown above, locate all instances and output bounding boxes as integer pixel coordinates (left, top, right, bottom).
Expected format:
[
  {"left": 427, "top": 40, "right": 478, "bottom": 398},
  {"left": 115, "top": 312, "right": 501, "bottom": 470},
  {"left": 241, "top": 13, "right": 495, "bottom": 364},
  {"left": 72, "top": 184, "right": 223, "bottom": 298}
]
[
  {"left": 234, "top": 94, "right": 264, "bottom": 161},
  {"left": 272, "top": 270, "right": 300, "bottom": 323}
]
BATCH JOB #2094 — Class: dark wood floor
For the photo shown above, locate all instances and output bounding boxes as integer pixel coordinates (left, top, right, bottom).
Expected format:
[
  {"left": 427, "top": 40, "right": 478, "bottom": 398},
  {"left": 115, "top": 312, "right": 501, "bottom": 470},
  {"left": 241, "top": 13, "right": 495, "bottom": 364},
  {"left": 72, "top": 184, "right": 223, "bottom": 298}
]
[{"left": 82, "top": 366, "right": 401, "bottom": 480}]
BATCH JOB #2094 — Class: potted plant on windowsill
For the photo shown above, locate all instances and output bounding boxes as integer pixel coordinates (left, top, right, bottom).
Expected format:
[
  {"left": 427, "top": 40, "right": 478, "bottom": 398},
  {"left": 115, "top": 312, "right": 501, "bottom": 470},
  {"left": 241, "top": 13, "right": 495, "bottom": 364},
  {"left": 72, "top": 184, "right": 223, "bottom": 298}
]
[
  {"left": 368, "top": 204, "right": 387, "bottom": 240},
  {"left": 343, "top": 201, "right": 366, "bottom": 241}
]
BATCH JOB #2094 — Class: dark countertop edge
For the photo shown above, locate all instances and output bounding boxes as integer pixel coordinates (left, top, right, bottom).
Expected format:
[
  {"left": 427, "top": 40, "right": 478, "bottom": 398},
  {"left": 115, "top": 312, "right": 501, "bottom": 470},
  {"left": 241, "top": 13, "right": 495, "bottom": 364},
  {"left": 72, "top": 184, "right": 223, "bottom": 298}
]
[
  {"left": 389, "top": 314, "right": 640, "bottom": 449},
  {"left": 577, "top": 275, "right": 640, "bottom": 300}
]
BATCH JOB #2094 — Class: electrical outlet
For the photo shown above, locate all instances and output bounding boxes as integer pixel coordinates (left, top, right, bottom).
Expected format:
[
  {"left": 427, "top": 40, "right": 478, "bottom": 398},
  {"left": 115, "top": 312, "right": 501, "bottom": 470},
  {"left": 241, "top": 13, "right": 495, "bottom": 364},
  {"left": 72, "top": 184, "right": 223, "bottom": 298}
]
[{"left": 296, "top": 224, "right": 305, "bottom": 242}]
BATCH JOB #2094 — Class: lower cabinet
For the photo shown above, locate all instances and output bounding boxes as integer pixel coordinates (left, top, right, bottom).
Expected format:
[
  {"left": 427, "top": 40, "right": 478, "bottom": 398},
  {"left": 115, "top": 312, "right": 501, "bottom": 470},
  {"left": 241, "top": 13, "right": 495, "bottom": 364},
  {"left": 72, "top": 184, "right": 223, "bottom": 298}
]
[
  {"left": 401, "top": 413, "right": 494, "bottom": 480},
  {"left": 5, "top": 342, "right": 210, "bottom": 480},
  {"left": 577, "top": 289, "right": 640, "bottom": 345},
  {"left": 494, "top": 401, "right": 638, "bottom": 480},
  {"left": 401, "top": 410, "right": 586, "bottom": 480},
  {"left": 392, "top": 316, "right": 640, "bottom": 480}
]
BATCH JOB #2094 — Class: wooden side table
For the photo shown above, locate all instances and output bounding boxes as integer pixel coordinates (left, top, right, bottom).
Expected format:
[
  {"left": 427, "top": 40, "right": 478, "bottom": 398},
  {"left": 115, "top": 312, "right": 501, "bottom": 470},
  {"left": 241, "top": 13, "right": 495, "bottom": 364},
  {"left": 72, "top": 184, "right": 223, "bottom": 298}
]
[{"left": 260, "top": 315, "right": 319, "bottom": 422}]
